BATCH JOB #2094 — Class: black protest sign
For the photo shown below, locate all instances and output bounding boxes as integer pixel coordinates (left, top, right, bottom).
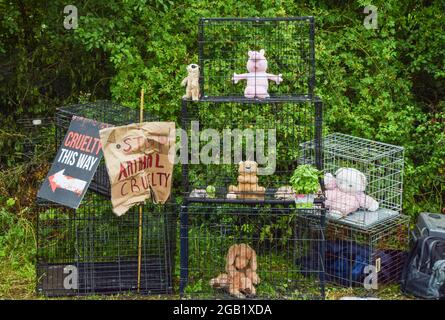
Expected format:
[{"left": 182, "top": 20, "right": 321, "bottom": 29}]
[{"left": 37, "top": 116, "right": 112, "bottom": 208}]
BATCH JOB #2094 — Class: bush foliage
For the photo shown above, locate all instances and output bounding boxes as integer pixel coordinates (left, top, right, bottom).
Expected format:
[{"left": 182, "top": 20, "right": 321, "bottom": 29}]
[{"left": 0, "top": 0, "right": 444, "bottom": 218}]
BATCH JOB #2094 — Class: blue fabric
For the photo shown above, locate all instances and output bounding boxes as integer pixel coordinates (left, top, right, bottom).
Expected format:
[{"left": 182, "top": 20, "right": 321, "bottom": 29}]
[
  {"left": 298, "top": 240, "right": 406, "bottom": 286},
  {"left": 325, "top": 241, "right": 371, "bottom": 285}
]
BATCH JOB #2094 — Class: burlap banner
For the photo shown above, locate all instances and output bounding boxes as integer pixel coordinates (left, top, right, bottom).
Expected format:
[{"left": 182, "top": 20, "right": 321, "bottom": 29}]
[{"left": 99, "top": 122, "right": 175, "bottom": 216}]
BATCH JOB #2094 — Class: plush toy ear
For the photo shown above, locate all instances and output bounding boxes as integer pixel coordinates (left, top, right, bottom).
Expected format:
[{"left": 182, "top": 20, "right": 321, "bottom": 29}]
[
  {"left": 225, "top": 244, "right": 238, "bottom": 272},
  {"left": 324, "top": 172, "right": 337, "bottom": 190},
  {"left": 334, "top": 168, "right": 344, "bottom": 177},
  {"left": 248, "top": 51, "right": 253, "bottom": 57},
  {"left": 249, "top": 247, "right": 257, "bottom": 272},
  {"left": 238, "top": 161, "right": 244, "bottom": 166},
  {"left": 259, "top": 49, "right": 265, "bottom": 55},
  {"left": 358, "top": 170, "right": 367, "bottom": 187}
]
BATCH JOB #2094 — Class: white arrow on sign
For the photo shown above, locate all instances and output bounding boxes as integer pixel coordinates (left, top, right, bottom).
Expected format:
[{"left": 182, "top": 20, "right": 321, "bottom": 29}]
[{"left": 48, "top": 169, "right": 86, "bottom": 195}]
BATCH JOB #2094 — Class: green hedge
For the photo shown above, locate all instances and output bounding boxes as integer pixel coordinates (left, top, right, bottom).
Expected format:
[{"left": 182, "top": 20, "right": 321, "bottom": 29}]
[{"left": 0, "top": 0, "right": 443, "bottom": 218}]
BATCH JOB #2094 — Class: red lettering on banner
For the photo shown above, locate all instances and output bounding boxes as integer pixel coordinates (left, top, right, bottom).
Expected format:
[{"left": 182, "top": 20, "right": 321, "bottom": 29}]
[
  {"left": 120, "top": 182, "right": 128, "bottom": 196},
  {"left": 155, "top": 153, "right": 164, "bottom": 168},
  {"left": 118, "top": 163, "right": 128, "bottom": 181},
  {"left": 130, "top": 177, "right": 140, "bottom": 193}
]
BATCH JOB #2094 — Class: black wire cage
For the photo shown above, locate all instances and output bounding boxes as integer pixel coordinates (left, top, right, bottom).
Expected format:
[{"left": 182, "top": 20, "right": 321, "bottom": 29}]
[
  {"left": 198, "top": 17, "right": 315, "bottom": 98},
  {"left": 178, "top": 16, "right": 325, "bottom": 299},
  {"left": 321, "top": 215, "right": 410, "bottom": 288},
  {"left": 55, "top": 101, "right": 161, "bottom": 197},
  {"left": 17, "top": 117, "right": 55, "bottom": 160},
  {"left": 36, "top": 101, "right": 178, "bottom": 296},
  {"left": 180, "top": 97, "right": 323, "bottom": 203},
  {"left": 301, "top": 133, "right": 405, "bottom": 228},
  {"left": 36, "top": 192, "right": 177, "bottom": 296},
  {"left": 179, "top": 204, "right": 325, "bottom": 299}
]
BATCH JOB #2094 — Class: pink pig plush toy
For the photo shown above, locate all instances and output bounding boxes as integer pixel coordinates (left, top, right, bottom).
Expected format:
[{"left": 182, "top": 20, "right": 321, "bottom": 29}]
[
  {"left": 232, "top": 49, "right": 283, "bottom": 99},
  {"left": 324, "top": 167, "right": 379, "bottom": 217}
]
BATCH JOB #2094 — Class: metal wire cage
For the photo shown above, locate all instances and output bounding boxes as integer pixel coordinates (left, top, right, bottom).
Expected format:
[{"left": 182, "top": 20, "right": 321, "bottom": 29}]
[
  {"left": 179, "top": 203, "right": 325, "bottom": 299},
  {"left": 301, "top": 133, "right": 404, "bottom": 228},
  {"left": 55, "top": 101, "right": 160, "bottom": 197},
  {"left": 36, "top": 192, "right": 177, "bottom": 296},
  {"left": 181, "top": 97, "right": 323, "bottom": 204},
  {"left": 322, "top": 215, "right": 410, "bottom": 288},
  {"left": 198, "top": 17, "right": 315, "bottom": 98},
  {"left": 17, "top": 117, "right": 55, "bottom": 160}
]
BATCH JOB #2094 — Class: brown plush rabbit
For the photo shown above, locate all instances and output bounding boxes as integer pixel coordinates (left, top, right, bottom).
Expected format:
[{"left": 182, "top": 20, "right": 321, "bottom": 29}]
[
  {"left": 210, "top": 243, "right": 260, "bottom": 298},
  {"left": 225, "top": 243, "right": 260, "bottom": 286}
]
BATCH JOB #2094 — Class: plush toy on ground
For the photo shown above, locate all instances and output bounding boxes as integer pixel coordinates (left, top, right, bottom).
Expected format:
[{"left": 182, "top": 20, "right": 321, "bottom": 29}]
[
  {"left": 210, "top": 243, "right": 260, "bottom": 298},
  {"left": 324, "top": 167, "right": 379, "bottom": 216},
  {"left": 227, "top": 161, "right": 265, "bottom": 200},
  {"left": 232, "top": 49, "right": 282, "bottom": 99},
  {"left": 181, "top": 63, "right": 200, "bottom": 101},
  {"left": 210, "top": 271, "right": 256, "bottom": 299}
]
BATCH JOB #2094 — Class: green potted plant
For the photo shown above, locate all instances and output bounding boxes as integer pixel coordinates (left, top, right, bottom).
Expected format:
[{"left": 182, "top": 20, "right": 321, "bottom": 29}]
[{"left": 290, "top": 164, "right": 321, "bottom": 207}]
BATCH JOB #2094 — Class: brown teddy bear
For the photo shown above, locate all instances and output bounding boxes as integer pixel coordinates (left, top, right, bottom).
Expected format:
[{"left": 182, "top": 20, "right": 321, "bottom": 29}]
[
  {"left": 181, "top": 63, "right": 200, "bottom": 101},
  {"left": 227, "top": 161, "right": 265, "bottom": 200},
  {"left": 210, "top": 243, "right": 260, "bottom": 298}
]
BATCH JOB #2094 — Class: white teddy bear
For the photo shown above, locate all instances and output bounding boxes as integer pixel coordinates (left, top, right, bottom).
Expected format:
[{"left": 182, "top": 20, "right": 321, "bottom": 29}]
[{"left": 324, "top": 167, "right": 379, "bottom": 217}]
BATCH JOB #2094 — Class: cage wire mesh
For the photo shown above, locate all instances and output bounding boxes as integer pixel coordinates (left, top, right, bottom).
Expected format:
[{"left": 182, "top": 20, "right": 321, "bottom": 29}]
[
  {"left": 17, "top": 117, "right": 55, "bottom": 161},
  {"left": 198, "top": 17, "right": 315, "bottom": 98},
  {"left": 181, "top": 98, "right": 323, "bottom": 203},
  {"left": 38, "top": 101, "right": 178, "bottom": 296},
  {"left": 36, "top": 192, "right": 177, "bottom": 296},
  {"left": 319, "top": 214, "right": 409, "bottom": 288},
  {"left": 179, "top": 203, "right": 325, "bottom": 299},
  {"left": 55, "top": 101, "right": 160, "bottom": 197},
  {"left": 301, "top": 133, "right": 404, "bottom": 228}
]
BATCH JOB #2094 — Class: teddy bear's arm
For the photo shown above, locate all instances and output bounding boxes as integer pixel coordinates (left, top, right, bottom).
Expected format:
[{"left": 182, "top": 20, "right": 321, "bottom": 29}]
[
  {"left": 266, "top": 73, "right": 283, "bottom": 84},
  {"left": 232, "top": 73, "right": 249, "bottom": 84},
  {"left": 181, "top": 77, "right": 188, "bottom": 86}
]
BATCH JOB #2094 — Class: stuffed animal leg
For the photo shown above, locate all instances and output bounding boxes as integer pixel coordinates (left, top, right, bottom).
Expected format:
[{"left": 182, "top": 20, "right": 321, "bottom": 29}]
[
  {"left": 359, "top": 193, "right": 379, "bottom": 211},
  {"left": 230, "top": 272, "right": 255, "bottom": 298},
  {"left": 210, "top": 272, "right": 255, "bottom": 298}
]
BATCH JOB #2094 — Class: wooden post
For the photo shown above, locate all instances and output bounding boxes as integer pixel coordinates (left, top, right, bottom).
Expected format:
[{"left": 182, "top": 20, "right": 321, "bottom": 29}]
[{"left": 137, "top": 88, "right": 144, "bottom": 293}]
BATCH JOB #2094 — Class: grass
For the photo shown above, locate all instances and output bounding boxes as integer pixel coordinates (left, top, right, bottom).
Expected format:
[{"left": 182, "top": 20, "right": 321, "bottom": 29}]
[{"left": 0, "top": 205, "right": 37, "bottom": 299}]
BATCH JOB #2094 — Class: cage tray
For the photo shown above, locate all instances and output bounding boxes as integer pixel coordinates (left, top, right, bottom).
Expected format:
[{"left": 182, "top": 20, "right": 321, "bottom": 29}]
[{"left": 37, "top": 258, "right": 172, "bottom": 296}]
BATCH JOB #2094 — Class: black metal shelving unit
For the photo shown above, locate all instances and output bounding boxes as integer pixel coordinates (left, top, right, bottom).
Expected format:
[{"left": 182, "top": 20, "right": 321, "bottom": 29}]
[{"left": 179, "top": 17, "right": 326, "bottom": 299}]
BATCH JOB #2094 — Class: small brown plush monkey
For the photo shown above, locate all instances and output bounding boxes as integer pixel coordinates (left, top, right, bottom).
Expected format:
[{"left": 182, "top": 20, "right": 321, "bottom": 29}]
[{"left": 181, "top": 63, "right": 200, "bottom": 101}]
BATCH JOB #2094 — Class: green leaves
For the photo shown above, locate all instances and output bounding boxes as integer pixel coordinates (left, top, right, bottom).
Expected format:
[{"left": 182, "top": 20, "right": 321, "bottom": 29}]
[{"left": 290, "top": 164, "right": 321, "bottom": 195}]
